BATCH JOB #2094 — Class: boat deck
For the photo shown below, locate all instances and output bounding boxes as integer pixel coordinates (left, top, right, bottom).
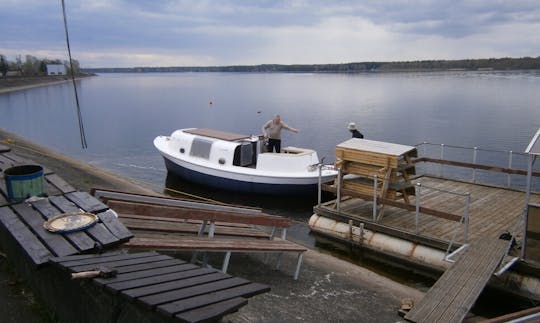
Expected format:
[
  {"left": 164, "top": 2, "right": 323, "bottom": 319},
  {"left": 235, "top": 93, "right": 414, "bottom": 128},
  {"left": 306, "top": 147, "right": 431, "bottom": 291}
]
[{"left": 319, "top": 176, "right": 540, "bottom": 244}]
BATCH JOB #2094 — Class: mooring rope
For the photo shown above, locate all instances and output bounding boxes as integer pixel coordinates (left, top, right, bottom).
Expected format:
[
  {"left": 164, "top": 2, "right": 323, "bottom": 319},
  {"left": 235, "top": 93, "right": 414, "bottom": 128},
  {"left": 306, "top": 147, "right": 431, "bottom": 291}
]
[{"left": 61, "top": 0, "right": 88, "bottom": 149}]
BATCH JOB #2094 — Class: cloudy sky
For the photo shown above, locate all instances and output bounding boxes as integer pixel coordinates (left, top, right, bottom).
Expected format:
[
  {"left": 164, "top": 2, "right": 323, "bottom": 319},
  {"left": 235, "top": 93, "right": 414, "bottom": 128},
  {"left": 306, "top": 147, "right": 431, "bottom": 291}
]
[{"left": 2, "top": 0, "right": 540, "bottom": 68}]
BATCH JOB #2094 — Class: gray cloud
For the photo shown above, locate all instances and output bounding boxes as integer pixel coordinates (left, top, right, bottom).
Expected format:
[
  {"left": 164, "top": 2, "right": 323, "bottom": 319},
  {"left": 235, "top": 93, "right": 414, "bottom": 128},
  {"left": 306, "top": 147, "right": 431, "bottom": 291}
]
[{"left": 1, "top": 0, "right": 539, "bottom": 67}]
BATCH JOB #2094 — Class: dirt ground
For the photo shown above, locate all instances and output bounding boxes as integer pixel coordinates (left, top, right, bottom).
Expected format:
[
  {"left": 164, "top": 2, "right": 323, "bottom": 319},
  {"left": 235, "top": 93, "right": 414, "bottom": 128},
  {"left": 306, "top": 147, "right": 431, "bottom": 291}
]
[{"left": 0, "top": 128, "right": 424, "bottom": 322}]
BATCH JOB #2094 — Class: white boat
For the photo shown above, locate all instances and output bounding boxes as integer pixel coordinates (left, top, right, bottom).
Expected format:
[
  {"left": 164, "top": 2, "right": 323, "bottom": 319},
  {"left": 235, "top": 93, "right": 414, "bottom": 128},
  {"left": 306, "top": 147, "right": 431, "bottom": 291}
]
[{"left": 154, "top": 128, "right": 338, "bottom": 195}]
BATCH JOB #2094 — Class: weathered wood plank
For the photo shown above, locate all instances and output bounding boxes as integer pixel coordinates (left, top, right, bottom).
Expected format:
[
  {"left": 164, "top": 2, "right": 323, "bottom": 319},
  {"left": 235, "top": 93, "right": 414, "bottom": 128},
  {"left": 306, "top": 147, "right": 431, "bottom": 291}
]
[
  {"left": 50, "top": 195, "right": 120, "bottom": 248},
  {"left": 414, "top": 156, "right": 540, "bottom": 177},
  {"left": 119, "top": 216, "right": 268, "bottom": 238},
  {"left": 0, "top": 144, "right": 10, "bottom": 153},
  {"left": 157, "top": 282, "right": 269, "bottom": 317},
  {"left": 70, "top": 254, "right": 172, "bottom": 272},
  {"left": 59, "top": 251, "right": 159, "bottom": 268},
  {"left": 176, "top": 297, "right": 247, "bottom": 323},
  {"left": 91, "top": 187, "right": 263, "bottom": 214},
  {"left": 405, "top": 239, "right": 508, "bottom": 323},
  {"left": 123, "top": 271, "right": 227, "bottom": 300},
  {"left": 119, "top": 213, "right": 253, "bottom": 229},
  {"left": 2, "top": 153, "right": 53, "bottom": 174},
  {"left": 0, "top": 206, "right": 53, "bottom": 265},
  {"left": 107, "top": 200, "right": 291, "bottom": 227},
  {"left": 0, "top": 181, "right": 8, "bottom": 206},
  {"left": 141, "top": 277, "right": 249, "bottom": 309},
  {"left": 97, "top": 210, "right": 133, "bottom": 241},
  {"left": 65, "top": 191, "right": 108, "bottom": 213},
  {"left": 49, "top": 250, "right": 124, "bottom": 263},
  {"left": 11, "top": 203, "right": 78, "bottom": 257},
  {"left": 45, "top": 173, "right": 76, "bottom": 194},
  {"left": 0, "top": 154, "right": 17, "bottom": 169},
  {"left": 106, "top": 266, "right": 214, "bottom": 293},
  {"left": 93, "top": 262, "right": 193, "bottom": 286},
  {"left": 126, "top": 234, "right": 307, "bottom": 252},
  {"left": 112, "top": 258, "right": 184, "bottom": 275}
]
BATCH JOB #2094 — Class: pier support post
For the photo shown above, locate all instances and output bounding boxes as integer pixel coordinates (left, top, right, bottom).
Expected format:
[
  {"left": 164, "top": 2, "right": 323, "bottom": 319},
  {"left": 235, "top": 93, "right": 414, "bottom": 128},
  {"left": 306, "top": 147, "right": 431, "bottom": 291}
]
[
  {"left": 373, "top": 175, "right": 378, "bottom": 221},
  {"left": 336, "top": 167, "right": 342, "bottom": 212}
]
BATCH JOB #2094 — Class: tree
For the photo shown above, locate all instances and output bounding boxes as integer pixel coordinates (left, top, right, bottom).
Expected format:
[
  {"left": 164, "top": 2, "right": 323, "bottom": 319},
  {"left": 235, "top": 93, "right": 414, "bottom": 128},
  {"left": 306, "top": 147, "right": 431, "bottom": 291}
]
[
  {"left": 22, "top": 55, "right": 41, "bottom": 76},
  {"left": 0, "top": 55, "right": 8, "bottom": 77},
  {"left": 15, "top": 55, "right": 22, "bottom": 75},
  {"left": 66, "top": 58, "right": 80, "bottom": 75}
]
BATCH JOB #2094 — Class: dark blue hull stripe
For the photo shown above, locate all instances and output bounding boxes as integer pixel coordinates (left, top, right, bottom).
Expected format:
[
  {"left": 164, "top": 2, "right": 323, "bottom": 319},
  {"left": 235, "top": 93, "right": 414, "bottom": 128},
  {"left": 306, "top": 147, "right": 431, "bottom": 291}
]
[{"left": 163, "top": 157, "right": 317, "bottom": 196}]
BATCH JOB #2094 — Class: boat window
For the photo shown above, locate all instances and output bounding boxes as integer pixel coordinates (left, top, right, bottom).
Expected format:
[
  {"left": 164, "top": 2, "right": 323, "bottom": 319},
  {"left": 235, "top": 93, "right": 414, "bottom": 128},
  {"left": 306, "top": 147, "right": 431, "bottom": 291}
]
[
  {"left": 190, "top": 138, "right": 213, "bottom": 159},
  {"left": 233, "top": 143, "right": 253, "bottom": 166}
]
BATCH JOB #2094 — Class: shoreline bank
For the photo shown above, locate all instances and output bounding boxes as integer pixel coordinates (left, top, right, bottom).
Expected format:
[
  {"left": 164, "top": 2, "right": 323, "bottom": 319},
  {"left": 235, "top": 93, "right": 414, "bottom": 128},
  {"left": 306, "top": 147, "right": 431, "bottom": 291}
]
[
  {"left": 0, "top": 74, "right": 95, "bottom": 95},
  {"left": 0, "top": 128, "right": 424, "bottom": 322}
]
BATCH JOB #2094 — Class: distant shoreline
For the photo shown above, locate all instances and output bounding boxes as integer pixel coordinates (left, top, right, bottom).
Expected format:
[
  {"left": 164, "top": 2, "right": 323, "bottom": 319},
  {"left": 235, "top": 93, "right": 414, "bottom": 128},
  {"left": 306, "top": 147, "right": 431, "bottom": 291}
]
[
  {"left": 83, "top": 56, "right": 540, "bottom": 74},
  {"left": 0, "top": 74, "right": 95, "bottom": 95}
]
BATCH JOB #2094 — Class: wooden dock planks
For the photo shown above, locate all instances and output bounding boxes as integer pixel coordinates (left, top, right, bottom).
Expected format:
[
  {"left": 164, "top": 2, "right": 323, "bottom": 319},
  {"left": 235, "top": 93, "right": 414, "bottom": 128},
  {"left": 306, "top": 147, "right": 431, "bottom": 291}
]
[
  {"left": 328, "top": 176, "right": 540, "bottom": 243},
  {"left": 50, "top": 252, "right": 269, "bottom": 322},
  {"left": 405, "top": 238, "right": 509, "bottom": 323}
]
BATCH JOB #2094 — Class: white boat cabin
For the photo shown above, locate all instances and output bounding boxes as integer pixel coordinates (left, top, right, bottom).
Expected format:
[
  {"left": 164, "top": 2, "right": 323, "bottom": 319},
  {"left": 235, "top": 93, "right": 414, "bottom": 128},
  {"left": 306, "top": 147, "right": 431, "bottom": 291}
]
[{"left": 169, "top": 128, "right": 321, "bottom": 172}]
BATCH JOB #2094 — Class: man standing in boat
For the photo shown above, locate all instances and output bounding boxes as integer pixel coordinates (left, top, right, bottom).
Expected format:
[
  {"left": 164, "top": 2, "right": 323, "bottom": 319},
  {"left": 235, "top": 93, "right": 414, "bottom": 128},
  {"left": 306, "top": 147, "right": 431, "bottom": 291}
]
[{"left": 262, "top": 115, "right": 299, "bottom": 153}]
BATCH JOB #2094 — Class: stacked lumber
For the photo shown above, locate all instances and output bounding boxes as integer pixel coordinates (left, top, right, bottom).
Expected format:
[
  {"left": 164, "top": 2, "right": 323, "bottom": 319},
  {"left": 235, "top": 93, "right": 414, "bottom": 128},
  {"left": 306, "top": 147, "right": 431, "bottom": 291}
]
[{"left": 331, "top": 138, "right": 417, "bottom": 203}]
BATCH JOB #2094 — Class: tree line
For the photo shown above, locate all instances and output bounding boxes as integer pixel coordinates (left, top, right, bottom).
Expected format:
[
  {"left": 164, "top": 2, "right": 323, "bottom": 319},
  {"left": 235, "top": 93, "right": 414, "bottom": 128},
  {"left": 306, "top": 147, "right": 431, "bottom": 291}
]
[
  {"left": 83, "top": 56, "right": 540, "bottom": 74},
  {"left": 0, "top": 54, "right": 81, "bottom": 77}
]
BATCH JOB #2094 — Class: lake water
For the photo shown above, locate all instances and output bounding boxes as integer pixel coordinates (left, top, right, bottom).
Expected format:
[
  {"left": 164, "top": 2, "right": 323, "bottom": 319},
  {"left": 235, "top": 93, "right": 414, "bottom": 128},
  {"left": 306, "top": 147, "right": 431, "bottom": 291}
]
[{"left": 1, "top": 71, "right": 539, "bottom": 216}]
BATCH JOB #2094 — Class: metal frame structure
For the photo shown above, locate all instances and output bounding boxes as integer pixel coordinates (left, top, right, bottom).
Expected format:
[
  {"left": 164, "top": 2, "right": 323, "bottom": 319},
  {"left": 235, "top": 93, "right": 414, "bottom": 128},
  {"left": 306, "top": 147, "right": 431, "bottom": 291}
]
[{"left": 521, "top": 128, "right": 540, "bottom": 258}]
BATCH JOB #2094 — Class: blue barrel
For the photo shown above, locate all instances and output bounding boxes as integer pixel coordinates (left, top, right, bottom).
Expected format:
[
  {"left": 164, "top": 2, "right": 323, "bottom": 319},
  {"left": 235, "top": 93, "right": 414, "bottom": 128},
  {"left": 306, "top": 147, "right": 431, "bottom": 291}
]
[{"left": 4, "top": 165, "right": 44, "bottom": 201}]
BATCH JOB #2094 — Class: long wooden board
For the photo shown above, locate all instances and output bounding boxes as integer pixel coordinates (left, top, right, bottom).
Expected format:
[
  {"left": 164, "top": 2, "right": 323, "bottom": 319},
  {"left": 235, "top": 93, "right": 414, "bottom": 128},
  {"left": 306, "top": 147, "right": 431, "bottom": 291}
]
[{"left": 405, "top": 238, "right": 508, "bottom": 323}]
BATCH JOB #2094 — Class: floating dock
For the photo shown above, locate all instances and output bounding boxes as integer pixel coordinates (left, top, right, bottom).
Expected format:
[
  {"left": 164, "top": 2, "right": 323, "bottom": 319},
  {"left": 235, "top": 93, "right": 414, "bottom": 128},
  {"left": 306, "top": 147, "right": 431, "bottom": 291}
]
[{"left": 311, "top": 135, "right": 540, "bottom": 304}]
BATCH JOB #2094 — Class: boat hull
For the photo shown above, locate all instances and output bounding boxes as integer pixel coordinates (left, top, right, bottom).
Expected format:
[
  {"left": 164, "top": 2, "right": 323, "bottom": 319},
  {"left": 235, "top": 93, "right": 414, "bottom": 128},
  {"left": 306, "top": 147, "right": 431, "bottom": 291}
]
[{"left": 163, "top": 156, "right": 325, "bottom": 196}]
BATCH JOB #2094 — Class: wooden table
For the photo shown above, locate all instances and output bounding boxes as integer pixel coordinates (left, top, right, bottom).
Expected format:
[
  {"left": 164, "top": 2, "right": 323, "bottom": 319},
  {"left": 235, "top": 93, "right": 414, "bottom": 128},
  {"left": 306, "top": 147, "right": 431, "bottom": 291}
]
[
  {"left": 0, "top": 191, "right": 133, "bottom": 266},
  {"left": 50, "top": 251, "right": 270, "bottom": 322}
]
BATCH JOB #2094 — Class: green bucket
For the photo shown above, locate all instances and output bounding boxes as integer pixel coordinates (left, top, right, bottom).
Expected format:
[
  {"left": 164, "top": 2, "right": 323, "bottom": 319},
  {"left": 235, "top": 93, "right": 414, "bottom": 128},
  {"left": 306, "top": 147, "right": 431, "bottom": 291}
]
[{"left": 4, "top": 165, "right": 44, "bottom": 201}]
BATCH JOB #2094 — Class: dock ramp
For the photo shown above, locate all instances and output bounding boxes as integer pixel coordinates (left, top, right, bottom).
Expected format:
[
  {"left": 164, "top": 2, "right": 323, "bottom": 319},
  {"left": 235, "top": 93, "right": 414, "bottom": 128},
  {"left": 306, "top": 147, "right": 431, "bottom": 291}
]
[{"left": 405, "top": 238, "right": 509, "bottom": 323}]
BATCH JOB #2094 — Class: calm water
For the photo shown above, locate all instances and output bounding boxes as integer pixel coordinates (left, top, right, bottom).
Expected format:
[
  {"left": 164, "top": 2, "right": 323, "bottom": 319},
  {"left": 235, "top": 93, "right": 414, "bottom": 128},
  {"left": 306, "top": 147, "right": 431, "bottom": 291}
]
[
  {"left": 1, "top": 71, "right": 539, "bottom": 215},
  {"left": 2, "top": 72, "right": 540, "bottom": 310}
]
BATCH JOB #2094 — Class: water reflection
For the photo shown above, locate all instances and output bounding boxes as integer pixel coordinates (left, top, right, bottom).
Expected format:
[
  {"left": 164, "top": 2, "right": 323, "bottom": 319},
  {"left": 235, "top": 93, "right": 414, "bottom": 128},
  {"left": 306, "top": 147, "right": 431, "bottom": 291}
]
[{"left": 163, "top": 172, "right": 333, "bottom": 219}]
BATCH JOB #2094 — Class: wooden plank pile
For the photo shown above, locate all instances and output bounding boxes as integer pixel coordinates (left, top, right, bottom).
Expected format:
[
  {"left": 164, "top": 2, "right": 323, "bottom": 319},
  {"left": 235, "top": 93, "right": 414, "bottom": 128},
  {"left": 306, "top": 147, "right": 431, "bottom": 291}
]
[
  {"left": 107, "top": 199, "right": 306, "bottom": 279},
  {"left": 332, "top": 138, "right": 417, "bottom": 203}
]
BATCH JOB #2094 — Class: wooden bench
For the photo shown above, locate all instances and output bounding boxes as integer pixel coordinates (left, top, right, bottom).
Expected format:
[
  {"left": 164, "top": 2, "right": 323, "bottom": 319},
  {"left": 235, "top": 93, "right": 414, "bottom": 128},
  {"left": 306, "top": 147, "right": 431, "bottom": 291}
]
[
  {"left": 126, "top": 233, "right": 307, "bottom": 280},
  {"left": 105, "top": 199, "right": 307, "bottom": 279}
]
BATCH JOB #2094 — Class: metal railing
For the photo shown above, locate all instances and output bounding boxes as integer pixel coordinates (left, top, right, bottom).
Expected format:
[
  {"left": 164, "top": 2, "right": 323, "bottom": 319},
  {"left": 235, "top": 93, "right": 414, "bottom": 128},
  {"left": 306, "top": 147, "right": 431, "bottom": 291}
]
[{"left": 415, "top": 142, "right": 539, "bottom": 193}]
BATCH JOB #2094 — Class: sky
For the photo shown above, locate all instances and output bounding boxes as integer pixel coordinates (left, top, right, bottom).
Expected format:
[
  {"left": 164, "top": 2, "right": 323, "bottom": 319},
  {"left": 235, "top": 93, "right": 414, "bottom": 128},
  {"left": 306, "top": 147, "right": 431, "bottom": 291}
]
[{"left": 2, "top": 0, "right": 540, "bottom": 68}]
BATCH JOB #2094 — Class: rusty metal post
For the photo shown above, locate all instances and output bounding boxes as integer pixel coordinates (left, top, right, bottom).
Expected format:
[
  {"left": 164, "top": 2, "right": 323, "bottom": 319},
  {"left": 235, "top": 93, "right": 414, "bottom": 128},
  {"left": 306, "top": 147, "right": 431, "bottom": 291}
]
[
  {"left": 415, "top": 183, "right": 421, "bottom": 234},
  {"left": 464, "top": 192, "right": 471, "bottom": 242},
  {"left": 472, "top": 147, "right": 478, "bottom": 183}
]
